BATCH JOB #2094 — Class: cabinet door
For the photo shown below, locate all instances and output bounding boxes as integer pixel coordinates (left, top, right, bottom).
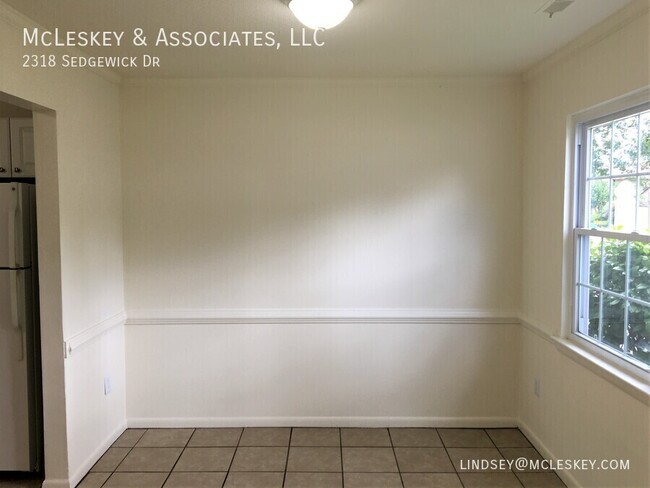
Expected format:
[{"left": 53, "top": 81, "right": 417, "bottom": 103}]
[
  {"left": 10, "top": 118, "right": 35, "bottom": 178},
  {"left": 0, "top": 118, "right": 10, "bottom": 179}
]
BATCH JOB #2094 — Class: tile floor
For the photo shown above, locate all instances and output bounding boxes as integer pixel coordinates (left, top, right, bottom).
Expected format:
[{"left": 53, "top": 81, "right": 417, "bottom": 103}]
[{"left": 74, "top": 427, "right": 567, "bottom": 488}]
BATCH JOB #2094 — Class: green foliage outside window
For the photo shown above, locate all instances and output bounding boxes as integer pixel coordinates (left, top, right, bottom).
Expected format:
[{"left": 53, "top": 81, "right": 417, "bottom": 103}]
[{"left": 589, "top": 239, "right": 650, "bottom": 365}]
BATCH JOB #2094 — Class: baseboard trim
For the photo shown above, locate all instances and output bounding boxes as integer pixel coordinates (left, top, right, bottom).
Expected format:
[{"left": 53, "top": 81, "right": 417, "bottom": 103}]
[
  {"left": 127, "top": 416, "right": 518, "bottom": 429},
  {"left": 518, "top": 420, "right": 582, "bottom": 488},
  {"left": 67, "top": 421, "right": 127, "bottom": 488}
]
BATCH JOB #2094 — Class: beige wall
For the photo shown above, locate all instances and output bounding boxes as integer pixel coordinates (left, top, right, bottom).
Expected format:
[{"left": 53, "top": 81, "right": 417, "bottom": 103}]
[
  {"left": 0, "top": 3, "right": 126, "bottom": 486},
  {"left": 520, "top": 4, "right": 650, "bottom": 487},
  {"left": 122, "top": 79, "right": 522, "bottom": 313}
]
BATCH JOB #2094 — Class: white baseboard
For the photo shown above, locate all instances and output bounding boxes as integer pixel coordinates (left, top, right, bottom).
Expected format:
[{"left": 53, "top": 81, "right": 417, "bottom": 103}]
[
  {"left": 67, "top": 421, "right": 127, "bottom": 488},
  {"left": 518, "top": 419, "right": 581, "bottom": 488},
  {"left": 127, "top": 416, "right": 518, "bottom": 429}
]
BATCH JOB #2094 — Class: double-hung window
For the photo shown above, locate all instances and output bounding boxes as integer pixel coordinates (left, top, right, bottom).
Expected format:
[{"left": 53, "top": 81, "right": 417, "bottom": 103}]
[{"left": 575, "top": 103, "right": 650, "bottom": 370}]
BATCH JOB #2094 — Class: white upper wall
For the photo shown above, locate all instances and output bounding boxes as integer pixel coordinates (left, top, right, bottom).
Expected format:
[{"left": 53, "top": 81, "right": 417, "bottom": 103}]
[{"left": 121, "top": 78, "right": 522, "bottom": 314}]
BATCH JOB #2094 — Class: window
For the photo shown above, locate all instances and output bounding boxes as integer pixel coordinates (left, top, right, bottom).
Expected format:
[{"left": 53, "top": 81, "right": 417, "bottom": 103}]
[{"left": 575, "top": 103, "right": 650, "bottom": 369}]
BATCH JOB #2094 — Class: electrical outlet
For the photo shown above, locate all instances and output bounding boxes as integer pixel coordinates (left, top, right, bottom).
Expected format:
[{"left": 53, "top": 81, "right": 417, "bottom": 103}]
[
  {"left": 534, "top": 377, "right": 541, "bottom": 397},
  {"left": 104, "top": 376, "right": 112, "bottom": 396}
]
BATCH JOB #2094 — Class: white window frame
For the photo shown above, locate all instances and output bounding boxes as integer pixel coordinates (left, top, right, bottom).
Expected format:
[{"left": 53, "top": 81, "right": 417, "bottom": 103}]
[{"left": 569, "top": 90, "right": 650, "bottom": 378}]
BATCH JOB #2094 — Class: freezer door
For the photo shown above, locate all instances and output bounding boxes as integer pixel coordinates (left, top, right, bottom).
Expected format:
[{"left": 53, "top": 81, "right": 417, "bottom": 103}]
[
  {"left": 0, "top": 269, "right": 31, "bottom": 471},
  {"left": 0, "top": 183, "right": 32, "bottom": 269}
]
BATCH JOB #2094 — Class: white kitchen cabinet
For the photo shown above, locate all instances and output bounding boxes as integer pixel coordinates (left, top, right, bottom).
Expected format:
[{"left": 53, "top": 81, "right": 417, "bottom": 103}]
[
  {"left": 10, "top": 118, "right": 35, "bottom": 178},
  {"left": 0, "top": 118, "right": 9, "bottom": 179}
]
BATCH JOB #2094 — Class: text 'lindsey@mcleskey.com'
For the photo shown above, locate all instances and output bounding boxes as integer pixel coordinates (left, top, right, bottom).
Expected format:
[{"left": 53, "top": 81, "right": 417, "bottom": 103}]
[{"left": 459, "top": 458, "right": 631, "bottom": 472}]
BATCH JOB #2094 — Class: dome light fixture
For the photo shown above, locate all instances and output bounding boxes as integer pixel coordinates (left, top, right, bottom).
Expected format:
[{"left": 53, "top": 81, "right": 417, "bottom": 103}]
[{"left": 285, "top": 0, "right": 356, "bottom": 30}]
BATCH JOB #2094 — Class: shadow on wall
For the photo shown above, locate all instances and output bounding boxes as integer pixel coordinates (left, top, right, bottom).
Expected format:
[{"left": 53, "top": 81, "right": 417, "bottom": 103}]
[{"left": 122, "top": 81, "right": 521, "bottom": 311}]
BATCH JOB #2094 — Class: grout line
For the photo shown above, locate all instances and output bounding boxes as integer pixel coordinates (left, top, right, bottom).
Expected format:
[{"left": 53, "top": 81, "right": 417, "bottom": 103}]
[
  {"left": 438, "top": 428, "right": 465, "bottom": 488},
  {"left": 221, "top": 427, "right": 244, "bottom": 488},
  {"left": 339, "top": 428, "right": 345, "bottom": 488},
  {"left": 387, "top": 428, "right": 405, "bottom": 488},
  {"left": 159, "top": 428, "right": 195, "bottom": 487},
  {"left": 97, "top": 428, "right": 148, "bottom": 488},
  {"left": 281, "top": 428, "right": 293, "bottom": 488}
]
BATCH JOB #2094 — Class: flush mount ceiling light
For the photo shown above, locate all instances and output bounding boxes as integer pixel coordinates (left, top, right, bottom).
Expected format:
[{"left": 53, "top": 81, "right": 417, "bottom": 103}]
[{"left": 284, "top": 0, "right": 358, "bottom": 30}]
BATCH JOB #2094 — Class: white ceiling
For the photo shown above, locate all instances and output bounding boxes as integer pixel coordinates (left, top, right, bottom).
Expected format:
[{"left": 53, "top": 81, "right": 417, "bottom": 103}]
[{"left": 5, "top": 0, "right": 634, "bottom": 78}]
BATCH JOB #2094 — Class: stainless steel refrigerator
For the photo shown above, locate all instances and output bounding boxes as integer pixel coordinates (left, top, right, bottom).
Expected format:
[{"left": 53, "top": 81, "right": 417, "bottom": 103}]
[{"left": 0, "top": 182, "right": 41, "bottom": 472}]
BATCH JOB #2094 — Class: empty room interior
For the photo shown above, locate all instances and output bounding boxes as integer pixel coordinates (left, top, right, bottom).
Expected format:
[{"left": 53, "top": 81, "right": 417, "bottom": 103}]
[{"left": 0, "top": 0, "right": 648, "bottom": 487}]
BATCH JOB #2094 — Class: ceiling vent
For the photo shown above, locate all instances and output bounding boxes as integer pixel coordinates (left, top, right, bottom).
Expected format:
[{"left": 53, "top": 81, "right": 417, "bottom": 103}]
[{"left": 541, "top": 0, "right": 575, "bottom": 18}]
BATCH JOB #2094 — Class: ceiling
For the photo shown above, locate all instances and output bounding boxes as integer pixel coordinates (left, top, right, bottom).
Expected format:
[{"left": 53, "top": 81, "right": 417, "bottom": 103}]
[{"left": 5, "top": 0, "right": 634, "bottom": 78}]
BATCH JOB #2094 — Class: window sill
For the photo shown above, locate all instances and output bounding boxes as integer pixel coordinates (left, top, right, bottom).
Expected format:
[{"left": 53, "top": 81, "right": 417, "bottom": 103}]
[{"left": 551, "top": 336, "right": 650, "bottom": 406}]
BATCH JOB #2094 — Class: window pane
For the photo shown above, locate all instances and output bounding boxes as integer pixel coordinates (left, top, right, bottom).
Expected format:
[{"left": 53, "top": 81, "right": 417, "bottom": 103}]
[
  {"left": 612, "top": 178, "right": 636, "bottom": 231},
  {"left": 629, "top": 241, "right": 650, "bottom": 302},
  {"left": 627, "top": 302, "right": 650, "bottom": 364},
  {"left": 638, "top": 176, "right": 650, "bottom": 234},
  {"left": 612, "top": 115, "right": 638, "bottom": 175},
  {"left": 589, "top": 179, "right": 610, "bottom": 228},
  {"left": 589, "top": 236, "right": 602, "bottom": 287},
  {"left": 602, "top": 238, "right": 627, "bottom": 294},
  {"left": 590, "top": 122, "right": 611, "bottom": 177},
  {"left": 602, "top": 292, "right": 625, "bottom": 351},
  {"left": 641, "top": 111, "right": 650, "bottom": 172},
  {"left": 586, "top": 288, "right": 601, "bottom": 340}
]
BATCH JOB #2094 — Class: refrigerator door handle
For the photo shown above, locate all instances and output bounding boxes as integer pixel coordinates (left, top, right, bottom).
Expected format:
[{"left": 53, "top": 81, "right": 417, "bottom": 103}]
[
  {"left": 9, "top": 270, "right": 24, "bottom": 362},
  {"left": 7, "top": 187, "right": 17, "bottom": 267}
]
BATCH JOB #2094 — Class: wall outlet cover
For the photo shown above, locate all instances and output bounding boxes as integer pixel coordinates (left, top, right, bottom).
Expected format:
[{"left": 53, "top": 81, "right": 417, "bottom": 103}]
[{"left": 104, "top": 376, "right": 112, "bottom": 396}]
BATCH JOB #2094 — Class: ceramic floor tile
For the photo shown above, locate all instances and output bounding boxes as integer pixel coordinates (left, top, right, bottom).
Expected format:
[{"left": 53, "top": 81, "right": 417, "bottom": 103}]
[
  {"left": 163, "top": 472, "right": 227, "bottom": 487},
  {"left": 516, "top": 472, "right": 567, "bottom": 487},
  {"left": 188, "top": 428, "right": 242, "bottom": 447},
  {"left": 102, "top": 472, "right": 168, "bottom": 488},
  {"left": 459, "top": 473, "right": 523, "bottom": 488},
  {"left": 223, "top": 472, "right": 284, "bottom": 488},
  {"left": 438, "top": 429, "right": 493, "bottom": 448},
  {"left": 343, "top": 473, "right": 403, "bottom": 488},
  {"left": 136, "top": 429, "right": 194, "bottom": 448},
  {"left": 116, "top": 447, "right": 183, "bottom": 472},
  {"left": 283, "top": 472, "right": 343, "bottom": 488},
  {"left": 112, "top": 429, "right": 147, "bottom": 448},
  {"left": 290, "top": 428, "right": 340, "bottom": 447},
  {"left": 342, "top": 447, "right": 399, "bottom": 472},
  {"left": 485, "top": 429, "right": 531, "bottom": 448},
  {"left": 394, "top": 448, "right": 455, "bottom": 473},
  {"left": 287, "top": 447, "right": 341, "bottom": 472},
  {"left": 230, "top": 447, "right": 288, "bottom": 472},
  {"left": 76, "top": 472, "right": 111, "bottom": 488},
  {"left": 401, "top": 473, "right": 464, "bottom": 488},
  {"left": 499, "top": 448, "right": 548, "bottom": 472},
  {"left": 447, "top": 448, "right": 504, "bottom": 473},
  {"left": 390, "top": 428, "right": 443, "bottom": 447},
  {"left": 173, "top": 447, "right": 235, "bottom": 472},
  {"left": 238, "top": 428, "right": 291, "bottom": 447},
  {"left": 90, "top": 448, "right": 131, "bottom": 472},
  {"left": 341, "top": 428, "right": 392, "bottom": 447}
]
